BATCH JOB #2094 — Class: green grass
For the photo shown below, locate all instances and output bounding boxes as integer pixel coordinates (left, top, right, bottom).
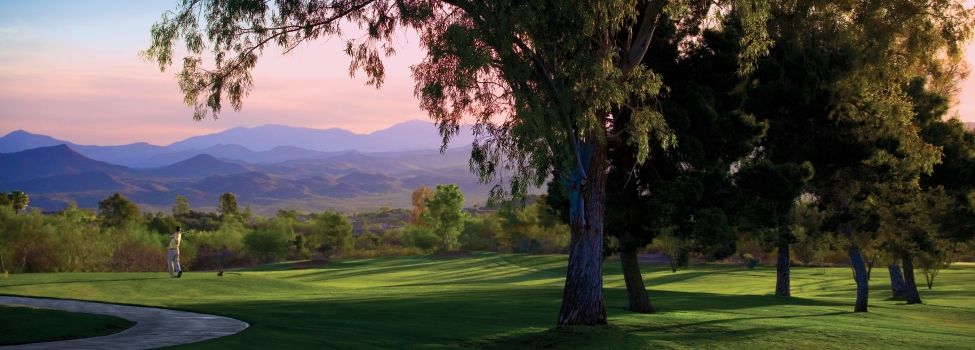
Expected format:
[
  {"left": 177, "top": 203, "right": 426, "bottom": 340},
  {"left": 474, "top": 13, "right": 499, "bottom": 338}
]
[
  {"left": 0, "top": 304, "right": 134, "bottom": 345},
  {"left": 1, "top": 252, "right": 974, "bottom": 349}
]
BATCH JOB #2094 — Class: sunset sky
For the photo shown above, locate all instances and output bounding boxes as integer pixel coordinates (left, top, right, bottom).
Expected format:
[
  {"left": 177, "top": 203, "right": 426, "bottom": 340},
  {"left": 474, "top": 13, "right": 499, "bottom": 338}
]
[{"left": 2, "top": 0, "right": 975, "bottom": 146}]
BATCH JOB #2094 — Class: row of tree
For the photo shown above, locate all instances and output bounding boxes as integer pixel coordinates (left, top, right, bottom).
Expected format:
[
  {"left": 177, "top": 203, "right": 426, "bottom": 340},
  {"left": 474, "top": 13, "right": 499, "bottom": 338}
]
[
  {"left": 532, "top": 1, "right": 975, "bottom": 315},
  {"left": 0, "top": 186, "right": 573, "bottom": 272}
]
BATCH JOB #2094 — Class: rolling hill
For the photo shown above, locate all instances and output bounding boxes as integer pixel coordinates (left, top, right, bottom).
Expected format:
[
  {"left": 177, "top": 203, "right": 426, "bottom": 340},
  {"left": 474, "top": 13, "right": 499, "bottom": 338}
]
[{"left": 0, "top": 143, "right": 507, "bottom": 215}]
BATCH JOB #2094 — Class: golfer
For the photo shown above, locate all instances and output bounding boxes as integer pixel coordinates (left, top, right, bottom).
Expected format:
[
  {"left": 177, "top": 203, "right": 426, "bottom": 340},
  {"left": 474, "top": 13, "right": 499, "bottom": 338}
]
[{"left": 168, "top": 226, "right": 183, "bottom": 278}]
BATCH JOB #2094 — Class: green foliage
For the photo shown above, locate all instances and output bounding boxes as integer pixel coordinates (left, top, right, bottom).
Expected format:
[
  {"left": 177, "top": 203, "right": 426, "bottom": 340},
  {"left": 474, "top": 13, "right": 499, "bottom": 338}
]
[
  {"left": 7, "top": 191, "right": 28, "bottom": 214},
  {"left": 498, "top": 200, "right": 570, "bottom": 254},
  {"left": 654, "top": 228, "right": 687, "bottom": 273},
  {"left": 459, "top": 215, "right": 503, "bottom": 251},
  {"left": 172, "top": 195, "right": 190, "bottom": 217},
  {"left": 354, "top": 232, "right": 381, "bottom": 251},
  {"left": 789, "top": 204, "right": 828, "bottom": 267},
  {"left": 176, "top": 210, "right": 221, "bottom": 232},
  {"left": 0, "top": 192, "right": 11, "bottom": 208},
  {"left": 218, "top": 193, "right": 239, "bottom": 219},
  {"left": 309, "top": 211, "right": 353, "bottom": 257},
  {"left": 144, "top": 212, "right": 180, "bottom": 235},
  {"left": 0, "top": 206, "right": 48, "bottom": 272},
  {"left": 423, "top": 184, "right": 466, "bottom": 251},
  {"left": 97, "top": 193, "right": 141, "bottom": 229},
  {"left": 43, "top": 206, "right": 114, "bottom": 272},
  {"left": 403, "top": 225, "right": 440, "bottom": 251},
  {"left": 244, "top": 230, "right": 290, "bottom": 263}
]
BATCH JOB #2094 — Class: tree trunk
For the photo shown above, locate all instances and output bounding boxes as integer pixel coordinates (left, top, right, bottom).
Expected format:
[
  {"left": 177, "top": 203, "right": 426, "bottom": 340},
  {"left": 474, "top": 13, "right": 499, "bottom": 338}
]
[
  {"left": 888, "top": 263, "right": 907, "bottom": 297},
  {"left": 841, "top": 223, "right": 869, "bottom": 312},
  {"left": 558, "top": 140, "right": 608, "bottom": 326},
  {"left": 619, "top": 247, "right": 654, "bottom": 313},
  {"left": 866, "top": 258, "right": 874, "bottom": 280},
  {"left": 901, "top": 253, "right": 922, "bottom": 304},
  {"left": 775, "top": 241, "right": 791, "bottom": 296}
]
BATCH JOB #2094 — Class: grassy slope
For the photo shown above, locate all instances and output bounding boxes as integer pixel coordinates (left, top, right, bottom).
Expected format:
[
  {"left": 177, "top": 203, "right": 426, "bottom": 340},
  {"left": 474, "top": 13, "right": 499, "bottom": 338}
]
[
  {"left": 1, "top": 253, "right": 973, "bottom": 349},
  {"left": 0, "top": 305, "right": 134, "bottom": 345}
]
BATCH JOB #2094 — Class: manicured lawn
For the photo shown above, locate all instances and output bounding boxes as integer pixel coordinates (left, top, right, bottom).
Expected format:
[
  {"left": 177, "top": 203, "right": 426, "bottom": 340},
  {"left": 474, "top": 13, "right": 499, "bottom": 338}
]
[
  {"left": 0, "top": 304, "right": 134, "bottom": 345},
  {"left": 1, "top": 253, "right": 974, "bottom": 349}
]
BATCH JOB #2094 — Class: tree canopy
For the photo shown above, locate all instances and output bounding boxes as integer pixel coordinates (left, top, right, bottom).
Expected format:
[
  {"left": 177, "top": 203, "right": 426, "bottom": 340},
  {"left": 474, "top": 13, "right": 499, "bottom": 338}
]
[
  {"left": 423, "top": 184, "right": 466, "bottom": 251},
  {"left": 145, "top": 0, "right": 776, "bottom": 326},
  {"left": 98, "top": 193, "right": 142, "bottom": 229}
]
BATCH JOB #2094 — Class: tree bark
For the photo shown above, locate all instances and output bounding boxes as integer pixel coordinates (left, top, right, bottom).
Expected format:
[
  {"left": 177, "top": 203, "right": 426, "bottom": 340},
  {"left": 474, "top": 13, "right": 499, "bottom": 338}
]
[
  {"left": 775, "top": 241, "right": 791, "bottom": 296},
  {"left": 619, "top": 247, "right": 655, "bottom": 313},
  {"left": 901, "top": 253, "right": 922, "bottom": 304},
  {"left": 888, "top": 263, "right": 907, "bottom": 297},
  {"left": 841, "top": 223, "right": 869, "bottom": 312},
  {"left": 558, "top": 139, "right": 608, "bottom": 326}
]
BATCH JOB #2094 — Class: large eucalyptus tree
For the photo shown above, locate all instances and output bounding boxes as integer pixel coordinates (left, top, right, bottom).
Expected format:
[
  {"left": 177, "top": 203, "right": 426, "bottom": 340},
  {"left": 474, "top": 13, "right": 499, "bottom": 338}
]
[{"left": 144, "top": 0, "right": 772, "bottom": 325}]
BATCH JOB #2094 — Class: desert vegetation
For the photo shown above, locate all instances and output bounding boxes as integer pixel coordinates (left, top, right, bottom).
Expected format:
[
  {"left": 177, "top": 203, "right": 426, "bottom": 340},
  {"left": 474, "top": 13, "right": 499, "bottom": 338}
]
[{"left": 0, "top": 186, "right": 575, "bottom": 273}]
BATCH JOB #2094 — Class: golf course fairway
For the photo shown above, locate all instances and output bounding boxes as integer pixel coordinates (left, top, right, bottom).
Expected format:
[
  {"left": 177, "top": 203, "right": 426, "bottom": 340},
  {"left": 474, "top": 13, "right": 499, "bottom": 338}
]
[{"left": 1, "top": 252, "right": 973, "bottom": 349}]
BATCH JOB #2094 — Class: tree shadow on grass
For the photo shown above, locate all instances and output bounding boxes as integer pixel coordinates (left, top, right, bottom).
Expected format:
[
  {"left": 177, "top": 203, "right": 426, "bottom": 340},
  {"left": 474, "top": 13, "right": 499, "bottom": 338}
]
[
  {"left": 279, "top": 255, "right": 565, "bottom": 285},
  {"left": 0, "top": 277, "right": 166, "bottom": 289},
  {"left": 159, "top": 287, "right": 856, "bottom": 349}
]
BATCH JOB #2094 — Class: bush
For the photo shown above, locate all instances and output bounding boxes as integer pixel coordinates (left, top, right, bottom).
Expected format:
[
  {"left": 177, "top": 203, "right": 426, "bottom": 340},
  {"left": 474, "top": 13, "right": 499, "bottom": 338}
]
[
  {"left": 403, "top": 225, "right": 440, "bottom": 250},
  {"left": 243, "top": 230, "right": 290, "bottom": 263},
  {"left": 108, "top": 243, "right": 167, "bottom": 272}
]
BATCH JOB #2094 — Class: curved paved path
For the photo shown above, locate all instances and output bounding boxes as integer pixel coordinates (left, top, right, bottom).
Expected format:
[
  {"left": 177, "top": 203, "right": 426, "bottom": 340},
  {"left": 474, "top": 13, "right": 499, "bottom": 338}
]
[{"left": 0, "top": 296, "right": 248, "bottom": 349}]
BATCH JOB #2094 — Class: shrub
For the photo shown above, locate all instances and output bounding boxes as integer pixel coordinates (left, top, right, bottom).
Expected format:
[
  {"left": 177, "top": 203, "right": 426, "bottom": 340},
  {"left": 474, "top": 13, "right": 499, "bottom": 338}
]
[
  {"left": 403, "top": 225, "right": 440, "bottom": 250},
  {"left": 243, "top": 230, "right": 290, "bottom": 263}
]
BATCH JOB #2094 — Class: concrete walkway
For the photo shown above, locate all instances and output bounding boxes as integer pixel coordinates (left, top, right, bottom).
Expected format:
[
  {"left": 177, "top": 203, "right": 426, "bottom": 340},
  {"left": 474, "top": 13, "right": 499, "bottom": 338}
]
[{"left": 0, "top": 296, "right": 248, "bottom": 349}]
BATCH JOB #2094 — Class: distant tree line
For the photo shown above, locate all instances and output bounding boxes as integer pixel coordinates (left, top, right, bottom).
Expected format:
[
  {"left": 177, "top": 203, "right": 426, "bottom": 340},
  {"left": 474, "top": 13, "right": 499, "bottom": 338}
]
[{"left": 0, "top": 184, "right": 576, "bottom": 273}]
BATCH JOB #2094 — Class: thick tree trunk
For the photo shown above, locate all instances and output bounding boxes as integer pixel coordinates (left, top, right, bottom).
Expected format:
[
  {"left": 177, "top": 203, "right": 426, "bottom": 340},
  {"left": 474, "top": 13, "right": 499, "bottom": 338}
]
[
  {"left": 775, "top": 241, "right": 791, "bottom": 296},
  {"left": 901, "top": 253, "right": 922, "bottom": 304},
  {"left": 841, "top": 223, "right": 869, "bottom": 312},
  {"left": 558, "top": 141, "right": 608, "bottom": 326},
  {"left": 888, "top": 263, "right": 908, "bottom": 297},
  {"left": 619, "top": 248, "right": 654, "bottom": 313}
]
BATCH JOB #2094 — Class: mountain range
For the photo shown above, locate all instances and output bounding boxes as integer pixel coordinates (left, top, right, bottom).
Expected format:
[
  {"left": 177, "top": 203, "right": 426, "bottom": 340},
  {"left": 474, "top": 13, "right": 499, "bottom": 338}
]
[
  {"left": 0, "top": 120, "right": 475, "bottom": 167},
  {"left": 0, "top": 143, "right": 496, "bottom": 215}
]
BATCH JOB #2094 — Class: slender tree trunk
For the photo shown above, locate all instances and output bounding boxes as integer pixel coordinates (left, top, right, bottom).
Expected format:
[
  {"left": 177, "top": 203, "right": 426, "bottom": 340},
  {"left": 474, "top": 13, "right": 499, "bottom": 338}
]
[
  {"left": 866, "top": 259, "right": 874, "bottom": 280},
  {"left": 841, "top": 223, "right": 869, "bottom": 312},
  {"left": 901, "top": 253, "right": 922, "bottom": 304},
  {"left": 775, "top": 240, "right": 791, "bottom": 296},
  {"left": 836, "top": 193, "right": 869, "bottom": 312},
  {"left": 558, "top": 140, "right": 608, "bottom": 326},
  {"left": 619, "top": 247, "right": 654, "bottom": 313},
  {"left": 888, "top": 262, "right": 907, "bottom": 297}
]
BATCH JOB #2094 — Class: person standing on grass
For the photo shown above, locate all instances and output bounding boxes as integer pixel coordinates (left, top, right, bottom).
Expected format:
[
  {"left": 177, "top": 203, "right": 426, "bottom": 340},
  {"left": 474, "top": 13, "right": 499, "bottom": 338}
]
[{"left": 168, "top": 226, "right": 183, "bottom": 278}]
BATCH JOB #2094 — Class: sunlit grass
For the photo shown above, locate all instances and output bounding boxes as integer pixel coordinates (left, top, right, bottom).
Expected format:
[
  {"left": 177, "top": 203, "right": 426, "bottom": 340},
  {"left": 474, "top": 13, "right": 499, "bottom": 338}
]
[{"left": 1, "top": 254, "right": 973, "bottom": 349}]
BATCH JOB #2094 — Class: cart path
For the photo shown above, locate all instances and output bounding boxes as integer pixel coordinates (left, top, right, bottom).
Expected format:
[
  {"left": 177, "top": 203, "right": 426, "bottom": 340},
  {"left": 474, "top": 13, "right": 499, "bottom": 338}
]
[{"left": 0, "top": 296, "right": 248, "bottom": 349}]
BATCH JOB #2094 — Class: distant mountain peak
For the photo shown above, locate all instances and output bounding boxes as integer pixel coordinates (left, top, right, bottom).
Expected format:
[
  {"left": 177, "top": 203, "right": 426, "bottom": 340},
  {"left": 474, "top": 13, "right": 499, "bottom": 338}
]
[{"left": 164, "top": 120, "right": 473, "bottom": 153}]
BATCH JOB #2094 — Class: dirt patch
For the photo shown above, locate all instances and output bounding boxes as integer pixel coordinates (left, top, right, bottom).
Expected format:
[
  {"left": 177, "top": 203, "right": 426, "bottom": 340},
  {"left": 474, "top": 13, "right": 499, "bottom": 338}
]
[
  {"left": 433, "top": 251, "right": 471, "bottom": 259},
  {"left": 290, "top": 260, "right": 331, "bottom": 269}
]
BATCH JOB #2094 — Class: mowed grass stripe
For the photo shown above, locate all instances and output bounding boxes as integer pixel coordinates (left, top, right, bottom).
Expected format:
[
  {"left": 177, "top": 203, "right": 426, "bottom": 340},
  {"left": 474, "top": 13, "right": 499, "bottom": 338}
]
[{"left": 1, "top": 254, "right": 973, "bottom": 349}]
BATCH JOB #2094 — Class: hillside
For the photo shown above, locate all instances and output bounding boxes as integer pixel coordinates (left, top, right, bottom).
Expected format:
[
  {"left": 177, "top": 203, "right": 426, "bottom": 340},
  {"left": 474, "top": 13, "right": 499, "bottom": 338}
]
[
  {"left": 0, "top": 145, "right": 133, "bottom": 183},
  {"left": 0, "top": 144, "right": 513, "bottom": 215}
]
